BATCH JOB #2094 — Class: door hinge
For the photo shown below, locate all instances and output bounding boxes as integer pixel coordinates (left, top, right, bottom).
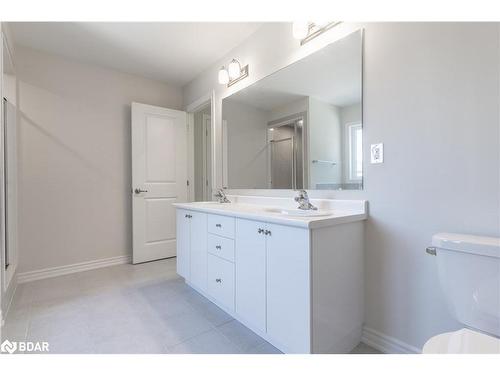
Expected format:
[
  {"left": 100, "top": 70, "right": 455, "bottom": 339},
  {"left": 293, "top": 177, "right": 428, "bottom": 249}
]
[{"left": 187, "top": 180, "right": 190, "bottom": 186}]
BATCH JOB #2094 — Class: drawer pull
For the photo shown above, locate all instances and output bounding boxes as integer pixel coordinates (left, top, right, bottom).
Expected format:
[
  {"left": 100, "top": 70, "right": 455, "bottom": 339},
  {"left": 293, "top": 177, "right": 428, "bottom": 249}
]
[
  {"left": 215, "top": 245, "right": 221, "bottom": 250},
  {"left": 185, "top": 214, "right": 192, "bottom": 218},
  {"left": 258, "top": 228, "right": 264, "bottom": 234},
  {"left": 265, "top": 230, "right": 272, "bottom": 236},
  {"left": 215, "top": 278, "right": 222, "bottom": 283},
  {"left": 215, "top": 223, "right": 222, "bottom": 228}
]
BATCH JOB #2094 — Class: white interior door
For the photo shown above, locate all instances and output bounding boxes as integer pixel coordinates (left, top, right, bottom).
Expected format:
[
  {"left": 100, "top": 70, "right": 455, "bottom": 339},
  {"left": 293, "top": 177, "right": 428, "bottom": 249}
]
[{"left": 132, "top": 102, "right": 187, "bottom": 264}]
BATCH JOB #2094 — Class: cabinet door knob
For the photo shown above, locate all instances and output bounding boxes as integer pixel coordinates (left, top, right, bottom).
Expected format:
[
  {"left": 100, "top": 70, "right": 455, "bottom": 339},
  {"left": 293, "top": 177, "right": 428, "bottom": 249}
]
[
  {"left": 258, "top": 228, "right": 263, "bottom": 234},
  {"left": 215, "top": 223, "right": 222, "bottom": 228},
  {"left": 265, "top": 230, "right": 271, "bottom": 236},
  {"left": 215, "top": 278, "right": 222, "bottom": 283},
  {"left": 215, "top": 245, "right": 221, "bottom": 250}
]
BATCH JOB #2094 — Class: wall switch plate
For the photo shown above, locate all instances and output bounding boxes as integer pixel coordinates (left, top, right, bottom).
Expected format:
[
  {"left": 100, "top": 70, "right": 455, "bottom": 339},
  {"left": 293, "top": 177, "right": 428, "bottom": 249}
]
[{"left": 370, "top": 143, "right": 384, "bottom": 164}]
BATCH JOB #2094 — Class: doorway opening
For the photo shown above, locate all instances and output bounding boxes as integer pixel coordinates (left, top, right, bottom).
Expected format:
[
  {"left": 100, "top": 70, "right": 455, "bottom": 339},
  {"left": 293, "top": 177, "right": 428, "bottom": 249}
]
[{"left": 187, "top": 93, "right": 213, "bottom": 202}]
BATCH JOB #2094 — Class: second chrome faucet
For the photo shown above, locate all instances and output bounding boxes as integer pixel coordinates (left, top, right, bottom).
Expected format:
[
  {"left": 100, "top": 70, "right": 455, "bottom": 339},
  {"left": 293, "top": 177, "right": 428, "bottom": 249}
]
[
  {"left": 294, "top": 189, "right": 318, "bottom": 210},
  {"left": 214, "top": 188, "right": 231, "bottom": 203}
]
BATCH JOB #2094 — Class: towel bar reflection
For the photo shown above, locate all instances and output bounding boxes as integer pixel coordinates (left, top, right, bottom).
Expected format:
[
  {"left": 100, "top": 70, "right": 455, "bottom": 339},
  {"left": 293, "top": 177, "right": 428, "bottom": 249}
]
[{"left": 312, "top": 160, "right": 336, "bottom": 166}]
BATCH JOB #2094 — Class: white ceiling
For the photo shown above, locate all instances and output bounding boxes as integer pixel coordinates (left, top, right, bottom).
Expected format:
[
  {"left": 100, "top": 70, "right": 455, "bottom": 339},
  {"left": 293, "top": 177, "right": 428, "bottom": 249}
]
[
  {"left": 225, "top": 30, "right": 362, "bottom": 109},
  {"left": 9, "top": 22, "right": 263, "bottom": 87}
]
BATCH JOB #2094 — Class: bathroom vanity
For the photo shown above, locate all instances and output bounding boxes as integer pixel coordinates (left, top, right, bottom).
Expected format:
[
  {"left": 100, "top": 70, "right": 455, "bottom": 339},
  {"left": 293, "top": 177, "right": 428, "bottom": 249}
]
[{"left": 174, "top": 195, "right": 367, "bottom": 354}]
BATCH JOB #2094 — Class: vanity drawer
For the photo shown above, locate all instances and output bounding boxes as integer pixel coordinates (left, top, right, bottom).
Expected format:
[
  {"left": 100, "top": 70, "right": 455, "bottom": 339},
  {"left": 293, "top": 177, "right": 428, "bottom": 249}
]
[
  {"left": 207, "top": 234, "right": 235, "bottom": 263},
  {"left": 207, "top": 214, "right": 235, "bottom": 239},
  {"left": 207, "top": 254, "right": 235, "bottom": 310}
]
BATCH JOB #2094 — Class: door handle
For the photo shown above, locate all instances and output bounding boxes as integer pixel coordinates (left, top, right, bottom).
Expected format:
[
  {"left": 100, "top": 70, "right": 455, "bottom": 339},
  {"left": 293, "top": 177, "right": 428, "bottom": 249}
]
[{"left": 134, "top": 188, "right": 148, "bottom": 194}]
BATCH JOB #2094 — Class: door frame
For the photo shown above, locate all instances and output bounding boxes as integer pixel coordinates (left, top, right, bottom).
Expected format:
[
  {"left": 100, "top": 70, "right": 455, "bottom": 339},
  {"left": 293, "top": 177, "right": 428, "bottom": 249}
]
[
  {"left": 185, "top": 90, "right": 215, "bottom": 202},
  {"left": 201, "top": 113, "right": 211, "bottom": 201},
  {"left": 266, "top": 112, "right": 307, "bottom": 190}
]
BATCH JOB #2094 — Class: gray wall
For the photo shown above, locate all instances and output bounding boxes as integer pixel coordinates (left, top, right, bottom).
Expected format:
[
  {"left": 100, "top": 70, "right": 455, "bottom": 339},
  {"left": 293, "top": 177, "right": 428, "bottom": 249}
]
[
  {"left": 223, "top": 99, "right": 269, "bottom": 189},
  {"left": 183, "top": 22, "right": 500, "bottom": 350},
  {"left": 16, "top": 46, "right": 183, "bottom": 274}
]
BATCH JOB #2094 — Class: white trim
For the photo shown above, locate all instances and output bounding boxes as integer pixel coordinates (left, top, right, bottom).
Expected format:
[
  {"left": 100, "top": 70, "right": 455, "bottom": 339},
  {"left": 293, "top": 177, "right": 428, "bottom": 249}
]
[
  {"left": 202, "top": 113, "right": 212, "bottom": 201},
  {"left": 185, "top": 91, "right": 215, "bottom": 201},
  {"left": 361, "top": 326, "right": 421, "bottom": 354},
  {"left": 187, "top": 112, "right": 195, "bottom": 202},
  {"left": 221, "top": 120, "right": 228, "bottom": 189},
  {"left": 17, "top": 255, "right": 131, "bottom": 284}
]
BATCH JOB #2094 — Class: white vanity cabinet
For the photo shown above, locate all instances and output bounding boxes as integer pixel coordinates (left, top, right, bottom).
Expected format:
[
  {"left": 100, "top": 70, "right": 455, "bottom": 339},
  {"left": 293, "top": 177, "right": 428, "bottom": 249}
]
[
  {"left": 234, "top": 219, "right": 267, "bottom": 333},
  {"left": 235, "top": 218, "right": 310, "bottom": 353},
  {"left": 174, "top": 199, "right": 365, "bottom": 354},
  {"left": 176, "top": 209, "right": 208, "bottom": 292},
  {"left": 265, "top": 222, "right": 311, "bottom": 353}
]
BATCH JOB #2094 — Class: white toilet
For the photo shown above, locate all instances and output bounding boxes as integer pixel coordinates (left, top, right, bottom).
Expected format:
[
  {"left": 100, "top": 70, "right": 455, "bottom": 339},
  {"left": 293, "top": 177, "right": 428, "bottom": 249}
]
[{"left": 423, "top": 233, "right": 500, "bottom": 353}]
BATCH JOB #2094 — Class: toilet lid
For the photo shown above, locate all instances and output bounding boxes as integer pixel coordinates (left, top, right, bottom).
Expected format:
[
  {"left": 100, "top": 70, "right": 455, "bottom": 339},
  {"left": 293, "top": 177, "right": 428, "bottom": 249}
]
[{"left": 423, "top": 328, "right": 500, "bottom": 354}]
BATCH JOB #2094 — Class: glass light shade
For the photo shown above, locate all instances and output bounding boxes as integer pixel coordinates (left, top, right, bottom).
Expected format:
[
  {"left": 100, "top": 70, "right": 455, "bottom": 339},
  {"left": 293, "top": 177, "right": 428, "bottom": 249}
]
[
  {"left": 228, "top": 59, "right": 241, "bottom": 80},
  {"left": 218, "top": 66, "right": 229, "bottom": 85},
  {"left": 292, "top": 21, "right": 310, "bottom": 40}
]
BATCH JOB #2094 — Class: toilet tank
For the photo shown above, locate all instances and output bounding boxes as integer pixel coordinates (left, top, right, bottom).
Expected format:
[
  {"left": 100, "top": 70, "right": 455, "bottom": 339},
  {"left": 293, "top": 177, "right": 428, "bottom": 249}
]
[{"left": 432, "top": 233, "right": 500, "bottom": 337}]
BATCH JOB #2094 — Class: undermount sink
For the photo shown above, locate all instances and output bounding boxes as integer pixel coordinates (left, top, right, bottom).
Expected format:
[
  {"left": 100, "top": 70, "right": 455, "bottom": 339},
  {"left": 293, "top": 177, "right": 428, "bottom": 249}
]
[{"left": 264, "top": 207, "right": 332, "bottom": 217}]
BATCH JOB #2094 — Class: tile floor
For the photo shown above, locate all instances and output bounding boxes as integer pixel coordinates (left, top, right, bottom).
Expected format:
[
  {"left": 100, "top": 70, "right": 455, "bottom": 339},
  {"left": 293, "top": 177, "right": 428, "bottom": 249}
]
[{"left": 1, "top": 258, "right": 381, "bottom": 354}]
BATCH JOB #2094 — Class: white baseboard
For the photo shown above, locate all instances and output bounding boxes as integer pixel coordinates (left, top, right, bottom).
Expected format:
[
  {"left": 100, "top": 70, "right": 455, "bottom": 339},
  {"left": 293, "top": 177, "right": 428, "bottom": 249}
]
[
  {"left": 2, "top": 271, "right": 18, "bottom": 323},
  {"left": 17, "top": 255, "right": 131, "bottom": 283},
  {"left": 362, "top": 326, "right": 421, "bottom": 354}
]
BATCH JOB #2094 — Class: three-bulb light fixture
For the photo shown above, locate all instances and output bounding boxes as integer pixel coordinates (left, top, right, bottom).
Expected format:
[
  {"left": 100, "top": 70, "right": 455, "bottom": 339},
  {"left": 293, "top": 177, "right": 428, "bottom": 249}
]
[
  {"left": 292, "top": 21, "right": 340, "bottom": 45},
  {"left": 218, "top": 58, "right": 249, "bottom": 86}
]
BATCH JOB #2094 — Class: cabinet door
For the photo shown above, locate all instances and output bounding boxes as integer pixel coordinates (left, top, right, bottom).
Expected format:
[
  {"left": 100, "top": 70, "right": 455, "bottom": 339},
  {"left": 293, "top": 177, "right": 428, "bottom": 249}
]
[
  {"left": 189, "top": 211, "right": 208, "bottom": 292},
  {"left": 235, "top": 219, "right": 267, "bottom": 332},
  {"left": 266, "top": 223, "right": 310, "bottom": 353},
  {"left": 176, "top": 209, "right": 190, "bottom": 279}
]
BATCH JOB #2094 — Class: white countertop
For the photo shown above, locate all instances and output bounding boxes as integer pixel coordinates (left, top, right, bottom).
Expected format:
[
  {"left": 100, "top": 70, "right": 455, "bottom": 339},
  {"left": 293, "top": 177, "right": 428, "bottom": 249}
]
[{"left": 173, "top": 196, "right": 367, "bottom": 229}]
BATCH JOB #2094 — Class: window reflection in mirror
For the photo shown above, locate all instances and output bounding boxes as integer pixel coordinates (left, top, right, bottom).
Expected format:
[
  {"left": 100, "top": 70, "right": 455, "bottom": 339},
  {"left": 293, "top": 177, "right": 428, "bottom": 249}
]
[{"left": 222, "top": 30, "right": 363, "bottom": 190}]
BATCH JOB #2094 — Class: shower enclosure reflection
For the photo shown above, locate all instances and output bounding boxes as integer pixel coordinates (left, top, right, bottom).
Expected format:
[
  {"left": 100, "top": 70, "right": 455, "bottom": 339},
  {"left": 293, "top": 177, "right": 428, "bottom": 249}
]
[{"left": 268, "top": 117, "right": 304, "bottom": 189}]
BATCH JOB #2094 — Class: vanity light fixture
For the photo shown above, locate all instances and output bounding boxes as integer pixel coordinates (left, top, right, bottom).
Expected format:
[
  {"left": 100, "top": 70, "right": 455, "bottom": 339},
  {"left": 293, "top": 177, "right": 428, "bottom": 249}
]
[
  {"left": 218, "top": 66, "right": 230, "bottom": 85},
  {"left": 228, "top": 59, "right": 241, "bottom": 80},
  {"left": 218, "top": 59, "right": 249, "bottom": 87},
  {"left": 292, "top": 21, "right": 309, "bottom": 40},
  {"left": 292, "top": 21, "right": 341, "bottom": 45}
]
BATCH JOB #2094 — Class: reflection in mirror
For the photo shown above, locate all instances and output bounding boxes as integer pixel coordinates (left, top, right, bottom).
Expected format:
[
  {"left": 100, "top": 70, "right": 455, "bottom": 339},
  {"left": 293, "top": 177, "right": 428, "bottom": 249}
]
[
  {"left": 192, "top": 103, "right": 212, "bottom": 201},
  {"left": 222, "top": 30, "right": 362, "bottom": 190}
]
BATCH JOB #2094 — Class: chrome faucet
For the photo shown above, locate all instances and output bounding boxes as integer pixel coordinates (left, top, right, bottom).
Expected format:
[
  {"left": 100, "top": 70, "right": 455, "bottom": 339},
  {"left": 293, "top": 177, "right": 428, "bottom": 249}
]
[
  {"left": 294, "top": 189, "right": 317, "bottom": 210},
  {"left": 214, "top": 189, "right": 231, "bottom": 203}
]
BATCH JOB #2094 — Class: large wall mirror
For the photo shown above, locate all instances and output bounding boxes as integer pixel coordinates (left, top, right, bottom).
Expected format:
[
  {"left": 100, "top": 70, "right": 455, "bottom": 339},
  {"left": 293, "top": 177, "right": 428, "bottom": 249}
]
[{"left": 222, "top": 30, "right": 363, "bottom": 190}]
